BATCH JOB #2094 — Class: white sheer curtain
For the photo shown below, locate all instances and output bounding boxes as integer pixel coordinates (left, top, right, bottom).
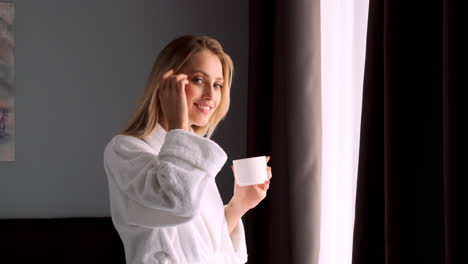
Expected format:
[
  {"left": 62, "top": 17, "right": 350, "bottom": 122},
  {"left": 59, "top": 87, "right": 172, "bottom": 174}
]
[{"left": 319, "top": 0, "right": 369, "bottom": 263}]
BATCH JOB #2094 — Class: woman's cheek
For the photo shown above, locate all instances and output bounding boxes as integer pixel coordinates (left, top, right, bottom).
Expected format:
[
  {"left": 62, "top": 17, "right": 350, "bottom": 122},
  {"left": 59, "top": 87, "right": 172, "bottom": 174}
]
[{"left": 184, "top": 84, "right": 196, "bottom": 101}]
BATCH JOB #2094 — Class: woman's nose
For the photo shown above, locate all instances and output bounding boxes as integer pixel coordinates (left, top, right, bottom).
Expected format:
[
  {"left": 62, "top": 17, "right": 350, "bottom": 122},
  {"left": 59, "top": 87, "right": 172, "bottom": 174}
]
[{"left": 203, "top": 84, "right": 214, "bottom": 98}]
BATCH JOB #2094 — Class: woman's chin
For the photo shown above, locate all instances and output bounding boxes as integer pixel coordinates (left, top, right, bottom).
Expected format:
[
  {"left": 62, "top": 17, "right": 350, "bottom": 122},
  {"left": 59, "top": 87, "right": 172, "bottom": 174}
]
[{"left": 192, "top": 119, "right": 209, "bottom": 127}]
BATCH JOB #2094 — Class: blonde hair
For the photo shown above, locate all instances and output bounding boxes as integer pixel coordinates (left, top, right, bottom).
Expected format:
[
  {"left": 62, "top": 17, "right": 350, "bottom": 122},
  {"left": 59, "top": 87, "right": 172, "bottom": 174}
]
[{"left": 122, "top": 35, "right": 234, "bottom": 139}]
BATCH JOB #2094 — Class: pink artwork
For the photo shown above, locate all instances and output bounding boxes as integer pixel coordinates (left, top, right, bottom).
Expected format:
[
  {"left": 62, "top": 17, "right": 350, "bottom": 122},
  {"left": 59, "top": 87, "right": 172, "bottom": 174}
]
[{"left": 0, "top": 3, "right": 14, "bottom": 162}]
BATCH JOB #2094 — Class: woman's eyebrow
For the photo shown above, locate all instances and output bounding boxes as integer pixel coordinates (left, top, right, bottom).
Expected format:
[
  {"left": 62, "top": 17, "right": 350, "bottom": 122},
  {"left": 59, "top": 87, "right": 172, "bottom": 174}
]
[{"left": 191, "top": 70, "right": 224, "bottom": 81}]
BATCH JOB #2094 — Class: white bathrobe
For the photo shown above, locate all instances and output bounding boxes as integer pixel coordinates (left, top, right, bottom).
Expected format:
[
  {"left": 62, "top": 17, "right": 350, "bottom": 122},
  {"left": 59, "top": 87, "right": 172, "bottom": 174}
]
[{"left": 103, "top": 124, "right": 248, "bottom": 264}]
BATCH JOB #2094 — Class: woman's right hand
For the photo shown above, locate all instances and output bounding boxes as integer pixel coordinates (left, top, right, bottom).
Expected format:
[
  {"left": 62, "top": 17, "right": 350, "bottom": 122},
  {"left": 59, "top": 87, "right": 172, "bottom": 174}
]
[{"left": 158, "top": 69, "right": 190, "bottom": 131}]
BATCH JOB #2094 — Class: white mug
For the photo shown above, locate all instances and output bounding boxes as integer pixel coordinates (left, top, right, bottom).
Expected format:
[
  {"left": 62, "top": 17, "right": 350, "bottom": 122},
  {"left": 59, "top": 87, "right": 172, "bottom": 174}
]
[{"left": 232, "top": 156, "right": 268, "bottom": 186}]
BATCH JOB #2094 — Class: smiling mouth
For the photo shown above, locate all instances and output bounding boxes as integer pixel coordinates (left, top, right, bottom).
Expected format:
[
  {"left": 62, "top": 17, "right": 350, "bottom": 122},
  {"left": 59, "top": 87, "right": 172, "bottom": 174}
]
[{"left": 195, "top": 103, "right": 213, "bottom": 114}]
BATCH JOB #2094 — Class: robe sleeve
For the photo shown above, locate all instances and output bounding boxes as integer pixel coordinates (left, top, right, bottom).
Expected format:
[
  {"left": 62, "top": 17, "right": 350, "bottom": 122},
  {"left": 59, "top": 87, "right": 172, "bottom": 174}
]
[
  {"left": 104, "top": 129, "right": 227, "bottom": 227},
  {"left": 224, "top": 205, "right": 249, "bottom": 263}
]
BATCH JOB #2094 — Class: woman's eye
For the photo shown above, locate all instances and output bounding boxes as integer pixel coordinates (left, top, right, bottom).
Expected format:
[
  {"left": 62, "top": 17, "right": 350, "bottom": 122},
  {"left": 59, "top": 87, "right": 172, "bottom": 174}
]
[
  {"left": 192, "top": 77, "right": 222, "bottom": 88},
  {"left": 192, "top": 77, "right": 204, "bottom": 84}
]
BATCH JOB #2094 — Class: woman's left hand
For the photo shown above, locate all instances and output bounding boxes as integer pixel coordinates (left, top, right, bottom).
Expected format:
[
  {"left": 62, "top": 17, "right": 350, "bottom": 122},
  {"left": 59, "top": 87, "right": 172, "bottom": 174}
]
[{"left": 229, "top": 156, "right": 272, "bottom": 214}]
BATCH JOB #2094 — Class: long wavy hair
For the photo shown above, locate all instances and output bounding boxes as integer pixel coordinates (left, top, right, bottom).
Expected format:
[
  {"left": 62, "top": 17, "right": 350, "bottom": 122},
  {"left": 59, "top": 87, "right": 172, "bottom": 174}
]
[{"left": 122, "top": 35, "right": 234, "bottom": 139}]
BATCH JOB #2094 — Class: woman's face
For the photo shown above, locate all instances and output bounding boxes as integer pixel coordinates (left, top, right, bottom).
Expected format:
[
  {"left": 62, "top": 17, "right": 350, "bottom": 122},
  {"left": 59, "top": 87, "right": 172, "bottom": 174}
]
[{"left": 179, "top": 49, "right": 224, "bottom": 127}]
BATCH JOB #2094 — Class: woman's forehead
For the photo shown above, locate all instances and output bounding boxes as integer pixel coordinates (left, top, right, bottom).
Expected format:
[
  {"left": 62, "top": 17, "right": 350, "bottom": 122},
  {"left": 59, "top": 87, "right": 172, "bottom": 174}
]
[{"left": 182, "top": 50, "right": 223, "bottom": 79}]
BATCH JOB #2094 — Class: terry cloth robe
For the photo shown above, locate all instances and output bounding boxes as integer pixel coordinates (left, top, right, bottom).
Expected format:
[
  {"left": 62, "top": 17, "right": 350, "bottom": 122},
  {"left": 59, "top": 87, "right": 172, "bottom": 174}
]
[{"left": 103, "top": 123, "right": 248, "bottom": 264}]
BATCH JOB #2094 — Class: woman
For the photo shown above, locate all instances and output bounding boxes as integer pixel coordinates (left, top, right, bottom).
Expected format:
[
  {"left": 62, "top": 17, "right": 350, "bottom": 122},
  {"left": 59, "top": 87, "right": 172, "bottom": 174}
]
[{"left": 103, "top": 35, "right": 272, "bottom": 264}]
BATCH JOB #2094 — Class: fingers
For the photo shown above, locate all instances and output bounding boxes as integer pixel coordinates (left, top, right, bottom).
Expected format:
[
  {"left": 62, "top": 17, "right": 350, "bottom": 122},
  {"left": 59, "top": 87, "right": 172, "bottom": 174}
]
[
  {"left": 261, "top": 166, "right": 272, "bottom": 191},
  {"left": 259, "top": 166, "right": 272, "bottom": 191},
  {"left": 177, "top": 77, "right": 189, "bottom": 94},
  {"left": 267, "top": 166, "right": 272, "bottom": 180},
  {"left": 159, "top": 69, "right": 188, "bottom": 93},
  {"left": 162, "top": 69, "right": 174, "bottom": 80},
  {"left": 160, "top": 69, "right": 174, "bottom": 91},
  {"left": 168, "top": 74, "right": 188, "bottom": 93},
  {"left": 258, "top": 181, "right": 270, "bottom": 192},
  {"left": 265, "top": 156, "right": 272, "bottom": 180}
]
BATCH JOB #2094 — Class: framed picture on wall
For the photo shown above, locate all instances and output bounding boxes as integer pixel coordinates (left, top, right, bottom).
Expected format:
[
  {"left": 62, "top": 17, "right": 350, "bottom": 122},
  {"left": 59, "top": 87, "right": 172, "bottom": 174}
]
[{"left": 0, "top": 2, "right": 14, "bottom": 162}]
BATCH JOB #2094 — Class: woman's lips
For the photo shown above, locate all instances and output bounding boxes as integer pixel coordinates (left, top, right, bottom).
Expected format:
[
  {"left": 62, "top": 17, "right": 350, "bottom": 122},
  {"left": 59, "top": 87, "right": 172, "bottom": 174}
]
[{"left": 195, "top": 103, "right": 212, "bottom": 114}]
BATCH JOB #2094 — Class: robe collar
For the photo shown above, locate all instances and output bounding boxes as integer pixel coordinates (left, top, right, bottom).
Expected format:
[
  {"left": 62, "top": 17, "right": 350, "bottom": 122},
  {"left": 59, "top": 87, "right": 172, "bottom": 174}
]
[
  {"left": 143, "top": 123, "right": 194, "bottom": 153},
  {"left": 143, "top": 123, "right": 166, "bottom": 153}
]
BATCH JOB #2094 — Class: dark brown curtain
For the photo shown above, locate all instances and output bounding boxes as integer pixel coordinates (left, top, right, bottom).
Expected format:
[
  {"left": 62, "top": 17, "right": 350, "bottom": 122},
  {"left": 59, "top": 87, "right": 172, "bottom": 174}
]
[
  {"left": 352, "top": 0, "right": 468, "bottom": 263},
  {"left": 246, "top": 0, "right": 321, "bottom": 263}
]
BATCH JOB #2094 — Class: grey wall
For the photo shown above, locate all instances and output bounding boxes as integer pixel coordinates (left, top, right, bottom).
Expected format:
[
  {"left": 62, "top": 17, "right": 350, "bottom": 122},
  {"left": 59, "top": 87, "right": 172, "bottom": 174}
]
[{"left": 0, "top": 0, "right": 248, "bottom": 218}]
